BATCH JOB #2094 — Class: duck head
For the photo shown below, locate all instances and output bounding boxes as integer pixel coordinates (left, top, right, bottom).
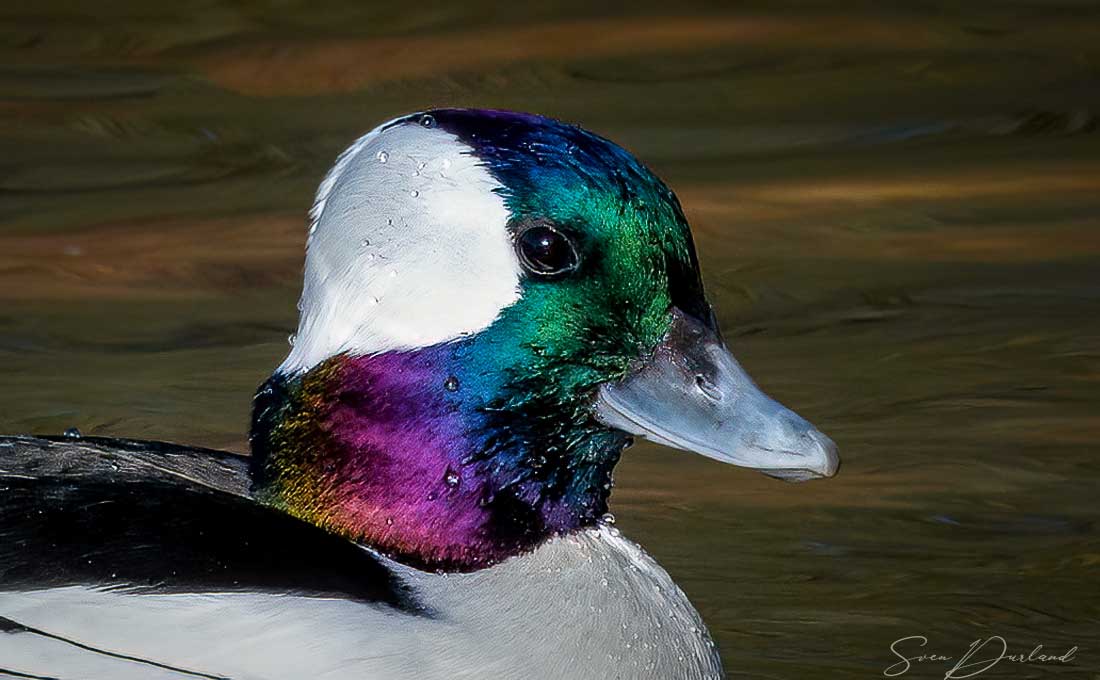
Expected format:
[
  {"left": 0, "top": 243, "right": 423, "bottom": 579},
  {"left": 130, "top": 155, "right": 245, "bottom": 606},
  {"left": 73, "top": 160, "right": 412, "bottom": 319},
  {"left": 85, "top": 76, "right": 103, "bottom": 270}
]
[{"left": 250, "top": 109, "right": 838, "bottom": 572}]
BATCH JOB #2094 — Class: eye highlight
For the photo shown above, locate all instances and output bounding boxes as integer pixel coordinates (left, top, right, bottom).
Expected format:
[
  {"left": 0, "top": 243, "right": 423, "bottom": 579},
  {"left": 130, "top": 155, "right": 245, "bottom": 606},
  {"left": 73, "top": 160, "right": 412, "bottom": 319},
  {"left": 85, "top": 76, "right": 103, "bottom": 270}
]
[{"left": 515, "top": 222, "right": 579, "bottom": 278}]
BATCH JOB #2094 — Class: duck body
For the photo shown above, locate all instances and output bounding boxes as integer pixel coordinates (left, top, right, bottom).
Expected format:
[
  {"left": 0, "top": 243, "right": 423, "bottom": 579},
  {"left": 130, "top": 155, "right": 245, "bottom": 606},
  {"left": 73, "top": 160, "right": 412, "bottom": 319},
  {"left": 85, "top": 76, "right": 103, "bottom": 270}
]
[
  {"left": 0, "top": 436, "right": 720, "bottom": 680},
  {"left": 1, "top": 109, "right": 837, "bottom": 679}
]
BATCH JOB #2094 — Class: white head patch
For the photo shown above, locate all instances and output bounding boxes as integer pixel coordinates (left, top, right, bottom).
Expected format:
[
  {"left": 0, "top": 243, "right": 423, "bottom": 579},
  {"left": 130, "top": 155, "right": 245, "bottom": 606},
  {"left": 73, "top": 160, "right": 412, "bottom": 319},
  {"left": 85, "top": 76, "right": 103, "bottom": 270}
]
[{"left": 280, "top": 118, "right": 520, "bottom": 373}]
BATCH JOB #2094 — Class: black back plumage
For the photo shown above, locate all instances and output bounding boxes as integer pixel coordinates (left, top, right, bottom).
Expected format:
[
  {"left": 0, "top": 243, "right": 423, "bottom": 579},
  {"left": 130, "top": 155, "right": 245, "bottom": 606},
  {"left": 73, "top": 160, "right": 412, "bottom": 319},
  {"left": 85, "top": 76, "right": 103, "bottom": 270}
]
[{"left": 0, "top": 436, "right": 425, "bottom": 614}]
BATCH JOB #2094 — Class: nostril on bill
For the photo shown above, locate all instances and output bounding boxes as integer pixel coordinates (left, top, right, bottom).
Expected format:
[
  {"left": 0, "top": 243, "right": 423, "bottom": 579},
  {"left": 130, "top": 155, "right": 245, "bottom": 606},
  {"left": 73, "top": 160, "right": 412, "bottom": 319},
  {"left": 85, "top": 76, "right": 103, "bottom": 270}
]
[{"left": 693, "top": 373, "right": 723, "bottom": 402}]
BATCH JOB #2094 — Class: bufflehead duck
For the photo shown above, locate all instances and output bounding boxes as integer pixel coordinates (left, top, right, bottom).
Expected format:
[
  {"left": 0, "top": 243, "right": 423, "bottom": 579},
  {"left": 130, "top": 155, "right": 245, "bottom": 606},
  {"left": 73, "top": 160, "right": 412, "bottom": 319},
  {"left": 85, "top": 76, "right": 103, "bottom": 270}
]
[{"left": 0, "top": 109, "right": 838, "bottom": 679}]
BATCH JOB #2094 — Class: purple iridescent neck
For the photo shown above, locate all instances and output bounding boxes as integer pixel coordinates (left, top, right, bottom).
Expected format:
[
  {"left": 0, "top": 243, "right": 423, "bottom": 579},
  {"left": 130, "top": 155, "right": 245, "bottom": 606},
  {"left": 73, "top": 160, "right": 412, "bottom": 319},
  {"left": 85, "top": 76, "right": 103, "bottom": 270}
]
[{"left": 249, "top": 344, "right": 628, "bottom": 572}]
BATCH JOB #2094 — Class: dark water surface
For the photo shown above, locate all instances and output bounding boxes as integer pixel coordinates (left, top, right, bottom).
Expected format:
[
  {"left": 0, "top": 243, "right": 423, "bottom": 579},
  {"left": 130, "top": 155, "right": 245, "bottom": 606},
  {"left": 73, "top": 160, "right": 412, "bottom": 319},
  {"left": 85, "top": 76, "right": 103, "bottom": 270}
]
[{"left": 2, "top": 2, "right": 1098, "bottom": 677}]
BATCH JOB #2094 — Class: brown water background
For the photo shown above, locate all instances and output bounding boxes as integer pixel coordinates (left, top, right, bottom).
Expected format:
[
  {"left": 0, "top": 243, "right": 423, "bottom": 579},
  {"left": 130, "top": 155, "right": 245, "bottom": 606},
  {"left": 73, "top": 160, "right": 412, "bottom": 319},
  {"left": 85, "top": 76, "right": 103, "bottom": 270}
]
[{"left": 1, "top": 2, "right": 1098, "bottom": 677}]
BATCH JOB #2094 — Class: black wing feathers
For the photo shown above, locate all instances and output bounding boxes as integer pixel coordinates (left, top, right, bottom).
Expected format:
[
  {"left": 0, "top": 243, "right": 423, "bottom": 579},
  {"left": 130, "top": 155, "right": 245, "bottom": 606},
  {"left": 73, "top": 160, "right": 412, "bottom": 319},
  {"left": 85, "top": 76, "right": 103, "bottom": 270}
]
[{"left": 0, "top": 436, "right": 425, "bottom": 615}]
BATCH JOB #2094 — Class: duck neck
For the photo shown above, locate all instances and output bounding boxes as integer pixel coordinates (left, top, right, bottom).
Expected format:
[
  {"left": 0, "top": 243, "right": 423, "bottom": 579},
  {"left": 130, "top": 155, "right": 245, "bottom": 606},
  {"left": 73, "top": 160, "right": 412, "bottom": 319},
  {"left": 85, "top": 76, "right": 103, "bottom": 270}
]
[{"left": 249, "top": 345, "right": 626, "bottom": 572}]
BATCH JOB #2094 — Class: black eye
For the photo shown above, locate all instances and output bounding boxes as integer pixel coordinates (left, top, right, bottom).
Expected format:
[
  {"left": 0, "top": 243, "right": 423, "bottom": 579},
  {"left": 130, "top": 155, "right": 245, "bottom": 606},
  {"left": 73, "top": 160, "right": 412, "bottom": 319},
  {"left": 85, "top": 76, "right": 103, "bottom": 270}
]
[{"left": 516, "top": 223, "right": 579, "bottom": 278}]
